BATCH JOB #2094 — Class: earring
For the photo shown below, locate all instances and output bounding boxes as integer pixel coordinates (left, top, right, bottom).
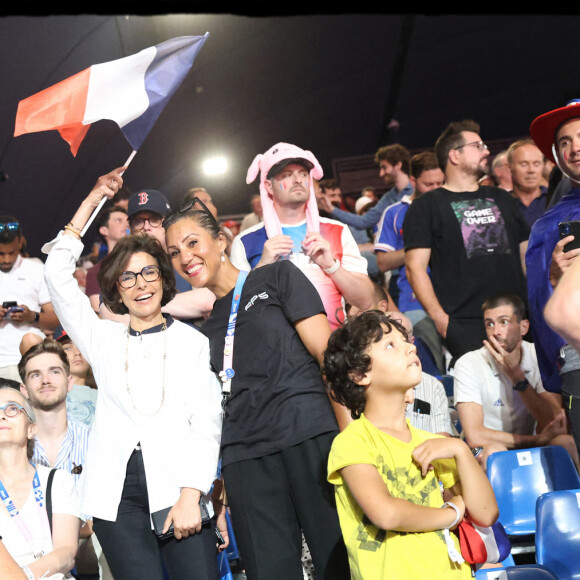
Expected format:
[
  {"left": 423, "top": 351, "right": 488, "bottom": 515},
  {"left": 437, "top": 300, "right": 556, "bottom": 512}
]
[{"left": 221, "top": 252, "right": 225, "bottom": 263}]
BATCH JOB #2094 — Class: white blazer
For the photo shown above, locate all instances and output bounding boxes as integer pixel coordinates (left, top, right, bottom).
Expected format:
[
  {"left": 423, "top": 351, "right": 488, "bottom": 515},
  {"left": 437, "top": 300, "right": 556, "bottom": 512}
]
[{"left": 44, "top": 233, "right": 222, "bottom": 522}]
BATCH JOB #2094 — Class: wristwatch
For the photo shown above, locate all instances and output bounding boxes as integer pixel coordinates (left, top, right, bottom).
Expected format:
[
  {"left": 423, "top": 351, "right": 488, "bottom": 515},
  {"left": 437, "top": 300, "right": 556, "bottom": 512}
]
[
  {"left": 512, "top": 378, "right": 529, "bottom": 391},
  {"left": 34, "top": 311, "right": 40, "bottom": 323},
  {"left": 323, "top": 259, "right": 340, "bottom": 275}
]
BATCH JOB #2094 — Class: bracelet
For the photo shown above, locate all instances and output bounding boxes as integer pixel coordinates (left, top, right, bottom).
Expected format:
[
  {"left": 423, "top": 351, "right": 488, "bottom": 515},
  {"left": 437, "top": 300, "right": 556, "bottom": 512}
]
[
  {"left": 323, "top": 258, "right": 340, "bottom": 275},
  {"left": 441, "top": 501, "right": 461, "bottom": 529},
  {"left": 64, "top": 222, "right": 82, "bottom": 238},
  {"left": 21, "top": 566, "right": 35, "bottom": 580},
  {"left": 34, "top": 311, "right": 40, "bottom": 323}
]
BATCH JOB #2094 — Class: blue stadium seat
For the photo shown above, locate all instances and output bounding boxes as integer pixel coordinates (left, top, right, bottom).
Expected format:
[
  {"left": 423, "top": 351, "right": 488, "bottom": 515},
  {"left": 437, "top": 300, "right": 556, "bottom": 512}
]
[
  {"left": 218, "top": 550, "right": 234, "bottom": 580},
  {"left": 536, "top": 489, "right": 580, "bottom": 580},
  {"left": 440, "top": 374, "right": 454, "bottom": 399},
  {"left": 475, "top": 564, "right": 558, "bottom": 579},
  {"left": 501, "top": 553, "right": 515, "bottom": 567},
  {"left": 225, "top": 510, "right": 240, "bottom": 562},
  {"left": 487, "top": 446, "right": 580, "bottom": 536}
]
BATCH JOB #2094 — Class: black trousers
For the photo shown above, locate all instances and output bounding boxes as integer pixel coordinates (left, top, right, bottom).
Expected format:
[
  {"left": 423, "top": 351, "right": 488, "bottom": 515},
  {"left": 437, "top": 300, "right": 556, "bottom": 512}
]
[
  {"left": 93, "top": 449, "right": 218, "bottom": 580},
  {"left": 222, "top": 431, "right": 350, "bottom": 580}
]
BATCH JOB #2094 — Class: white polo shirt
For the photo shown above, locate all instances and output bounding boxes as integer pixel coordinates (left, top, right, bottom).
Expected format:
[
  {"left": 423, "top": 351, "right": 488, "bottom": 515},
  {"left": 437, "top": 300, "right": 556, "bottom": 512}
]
[
  {"left": 0, "top": 254, "right": 48, "bottom": 366},
  {"left": 453, "top": 341, "right": 544, "bottom": 435}
]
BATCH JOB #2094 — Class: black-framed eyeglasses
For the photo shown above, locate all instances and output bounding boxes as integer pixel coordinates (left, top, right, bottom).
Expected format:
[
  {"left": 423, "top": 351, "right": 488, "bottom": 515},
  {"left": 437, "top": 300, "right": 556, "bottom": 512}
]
[
  {"left": 0, "top": 222, "right": 19, "bottom": 233},
  {"left": 163, "top": 197, "right": 220, "bottom": 230},
  {"left": 118, "top": 265, "right": 161, "bottom": 289},
  {"left": 454, "top": 140, "right": 488, "bottom": 152},
  {"left": 0, "top": 403, "right": 33, "bottom": 422},
  {"left": 130, "top": 215, "right": 163, "bottom": 231}
]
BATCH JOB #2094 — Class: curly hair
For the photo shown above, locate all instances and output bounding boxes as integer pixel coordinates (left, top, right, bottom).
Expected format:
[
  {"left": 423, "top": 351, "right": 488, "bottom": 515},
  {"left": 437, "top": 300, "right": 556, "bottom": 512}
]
[
  {"left": 97, "top": 234, "right": 176, "bottom": 315},
  {"left": 322, "top": 310, "right": 408, "bottom": 419}
]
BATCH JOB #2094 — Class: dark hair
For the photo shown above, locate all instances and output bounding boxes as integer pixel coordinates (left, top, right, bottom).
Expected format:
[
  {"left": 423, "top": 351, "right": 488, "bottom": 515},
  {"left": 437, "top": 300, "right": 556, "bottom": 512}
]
[
  {"left": 163, "top": 205, "right": 223, "bottom": 241},
  {"left": 182, "top": 187, "right": 209, "bottom": 206},
  {"left": 371, "top": 282, "right": 389, "bottom": 305},
  {"left": 434, "top": 119, "right": 480, "bottom": 171},
  {"left": 18, "top": 338, "right": 70, "bottom": 383},
  {"left": 95, "top": 204, "right": 128, "bottom": 243},
  {"left": 57, "top": 336, "right": 98, "bottom": 389},
  {"left": 410, "top": 151, "right": 440, "bottom": 179},
  {"left": 102, "top": 187, "right": 133, "bottom": 211},
  {"left": 97, "top": 234, "right": 176, "bottom": 315},
  {"left": 318, "top": 178, "right": 340, "bottom": 192},
  {"left": 481, "top": 293, "right": 527, "bottom": 322},
  {"left": 323, "top": 310, "right": 409, "bottom": 419},
  {"left": 373, "top": 144, "right": 411, "bottom": 176},
  {"left": 0, "top": 214, "right": 22, "bottom": 244}
]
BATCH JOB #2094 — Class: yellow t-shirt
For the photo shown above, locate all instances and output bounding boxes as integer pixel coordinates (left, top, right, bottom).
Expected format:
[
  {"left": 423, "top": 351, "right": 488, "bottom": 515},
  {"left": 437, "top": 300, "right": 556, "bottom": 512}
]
[{"left": 328, "top": 415, "right": 472, "bottom": 580}]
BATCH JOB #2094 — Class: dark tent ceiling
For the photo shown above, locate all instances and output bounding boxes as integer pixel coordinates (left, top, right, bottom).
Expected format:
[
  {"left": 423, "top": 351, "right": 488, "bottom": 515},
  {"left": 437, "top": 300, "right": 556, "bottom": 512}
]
[{"left": 0, "top": 12, "right": 578, "bottom": 256}]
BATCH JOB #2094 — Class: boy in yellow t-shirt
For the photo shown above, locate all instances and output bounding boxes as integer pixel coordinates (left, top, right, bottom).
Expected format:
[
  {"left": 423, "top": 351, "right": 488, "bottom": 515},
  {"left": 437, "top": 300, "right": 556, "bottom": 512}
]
[{"left": 323, "top": 310, "right": 499, "bottom": 579}]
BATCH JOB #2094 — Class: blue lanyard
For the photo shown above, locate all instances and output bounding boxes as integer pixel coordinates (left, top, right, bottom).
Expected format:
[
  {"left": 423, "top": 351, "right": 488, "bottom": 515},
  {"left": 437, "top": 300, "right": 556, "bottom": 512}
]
[
  {"left": 219, "top": 270, "right": 249, "bottom": 409},
  {"left": 0, "top": 462, "right": 51, "bottom": 559}
]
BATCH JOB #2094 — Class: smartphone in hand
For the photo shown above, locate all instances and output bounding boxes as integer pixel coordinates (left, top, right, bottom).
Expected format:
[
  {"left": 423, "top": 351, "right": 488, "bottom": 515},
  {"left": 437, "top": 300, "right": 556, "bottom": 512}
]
[{"left": 559, "top": 221, "right": 580, "bottom": 252}]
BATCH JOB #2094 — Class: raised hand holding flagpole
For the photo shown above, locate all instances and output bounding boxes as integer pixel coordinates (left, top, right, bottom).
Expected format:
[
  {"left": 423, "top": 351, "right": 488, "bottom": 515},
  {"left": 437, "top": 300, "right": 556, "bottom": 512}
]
[
  {"left": 67, "top": 166, "right": 129, "bottom": 239},
  {"left": 81, "top": 149, "right": 136, "bottom": 236}
]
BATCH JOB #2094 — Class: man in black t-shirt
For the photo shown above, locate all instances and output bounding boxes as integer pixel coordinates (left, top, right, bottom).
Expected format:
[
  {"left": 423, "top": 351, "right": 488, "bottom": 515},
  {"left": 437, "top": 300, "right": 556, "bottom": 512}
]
[{"left": 404, "top": 119, "right": 529, "bottom": 363}]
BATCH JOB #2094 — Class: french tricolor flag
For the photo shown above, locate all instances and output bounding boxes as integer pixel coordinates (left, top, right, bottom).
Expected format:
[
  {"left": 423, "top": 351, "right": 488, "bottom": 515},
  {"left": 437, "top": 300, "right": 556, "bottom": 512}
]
[{"left": 14, "top": 34, "right": 209, "bottom": 156}]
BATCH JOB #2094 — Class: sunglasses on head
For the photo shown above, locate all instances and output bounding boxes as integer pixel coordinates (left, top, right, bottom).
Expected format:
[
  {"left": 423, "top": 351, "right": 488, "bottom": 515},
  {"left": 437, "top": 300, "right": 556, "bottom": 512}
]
[
  {"left": 163, "top": 197, "right": 220, "bottom": 230},
  {"left": 0, "top": 222, "right": 19, "bottom": 233}
]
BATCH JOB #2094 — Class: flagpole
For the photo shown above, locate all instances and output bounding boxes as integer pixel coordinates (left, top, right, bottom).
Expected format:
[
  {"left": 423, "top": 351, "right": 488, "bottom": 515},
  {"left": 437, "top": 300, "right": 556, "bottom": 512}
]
[{"left": 81, "top": 150, "right": 137, "bottom": 236}]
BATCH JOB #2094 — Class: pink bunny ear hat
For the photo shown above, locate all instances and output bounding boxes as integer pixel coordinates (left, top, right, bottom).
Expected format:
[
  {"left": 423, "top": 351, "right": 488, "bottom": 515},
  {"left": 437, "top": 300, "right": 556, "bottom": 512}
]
[{"left": 246, "top": 142, "right": 324, "bottom": 239}]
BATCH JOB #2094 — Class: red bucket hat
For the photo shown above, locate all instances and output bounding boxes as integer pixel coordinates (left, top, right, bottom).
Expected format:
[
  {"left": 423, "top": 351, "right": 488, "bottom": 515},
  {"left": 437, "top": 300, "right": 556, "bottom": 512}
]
[{"left": 530, "top": 99, "right": 580, "bottom": 164}]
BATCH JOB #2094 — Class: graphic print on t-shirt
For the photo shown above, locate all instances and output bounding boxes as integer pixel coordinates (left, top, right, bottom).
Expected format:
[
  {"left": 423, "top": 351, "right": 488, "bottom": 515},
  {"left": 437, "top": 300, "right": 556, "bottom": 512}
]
[
  {"left": 355, "top": 452, "right": 446, "bottom": 553},
  {"left": 451, "top": 198, "right": 511, "bottom": 259}
]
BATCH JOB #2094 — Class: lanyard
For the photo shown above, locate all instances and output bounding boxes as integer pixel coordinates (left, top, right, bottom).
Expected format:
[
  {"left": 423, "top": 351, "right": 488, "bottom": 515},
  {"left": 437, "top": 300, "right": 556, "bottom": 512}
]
[
  {"left": 219, "top": 270, "right": 249, "bottom": 410},
  {"left": 0, "top": 462, "right": 52, "bottom": 560}
]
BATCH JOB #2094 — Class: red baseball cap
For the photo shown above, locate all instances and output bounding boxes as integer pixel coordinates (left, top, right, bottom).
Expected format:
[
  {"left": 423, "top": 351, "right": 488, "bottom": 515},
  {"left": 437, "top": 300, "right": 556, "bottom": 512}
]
[{"left": 530, "top": 99, "right": 580, "bottom": 164}]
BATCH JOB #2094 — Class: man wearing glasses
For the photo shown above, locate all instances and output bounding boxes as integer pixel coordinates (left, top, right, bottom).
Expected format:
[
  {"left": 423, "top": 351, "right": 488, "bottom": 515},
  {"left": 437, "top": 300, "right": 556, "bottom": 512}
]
[
  {"left": 403, "top": 120, "right": 529, "bottom": 364},
  {"left": 0, "top": 216, "right": 59, "bottom": 382},
  {"left": 98, "top": 189, "right": 215, "bottom": 323}
]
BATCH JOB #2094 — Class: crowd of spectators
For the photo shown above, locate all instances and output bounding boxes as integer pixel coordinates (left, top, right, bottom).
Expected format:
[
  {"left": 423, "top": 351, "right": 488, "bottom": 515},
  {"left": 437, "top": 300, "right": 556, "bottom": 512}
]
[{"left": 1, "top": 98, "right": 580, "bottom": 579}]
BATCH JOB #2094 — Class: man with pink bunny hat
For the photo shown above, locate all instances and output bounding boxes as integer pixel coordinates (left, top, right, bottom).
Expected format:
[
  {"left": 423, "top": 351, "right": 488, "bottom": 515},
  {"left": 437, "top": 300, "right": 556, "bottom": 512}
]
[{"left": 230, "top": 142, "right": 374, "bottom": 329}]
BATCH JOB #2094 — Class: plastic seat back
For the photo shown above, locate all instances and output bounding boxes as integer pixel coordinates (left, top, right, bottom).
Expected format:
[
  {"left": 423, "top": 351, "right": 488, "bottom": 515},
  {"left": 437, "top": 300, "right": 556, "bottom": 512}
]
[
  {"left": 225, "top": 510, "right": 240, "bottom": 562},
  {"left": 476, "top": 564, "right": 558, "bottom": 579},
  {"left": 487, "top": 446, "right": 580, "bottom": 536},
  {"left": 536, "top": 489, "right": 580, "bottom": 580}
]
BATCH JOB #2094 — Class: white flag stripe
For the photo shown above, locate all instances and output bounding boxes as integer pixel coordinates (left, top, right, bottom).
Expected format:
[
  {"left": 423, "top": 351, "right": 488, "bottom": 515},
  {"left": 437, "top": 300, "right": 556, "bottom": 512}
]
[{"left": 84, "top": 47, "right": 156, "bottom": 127}]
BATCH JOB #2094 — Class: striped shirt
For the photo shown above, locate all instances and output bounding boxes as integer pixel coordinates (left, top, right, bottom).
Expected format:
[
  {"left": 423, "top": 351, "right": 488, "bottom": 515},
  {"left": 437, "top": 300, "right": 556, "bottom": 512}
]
[
  {"left": 32, "top": 415, "right": 91, "bottom": 483},
  {"left": 405, "top": 373, "right": 453, "bottom": 435}
]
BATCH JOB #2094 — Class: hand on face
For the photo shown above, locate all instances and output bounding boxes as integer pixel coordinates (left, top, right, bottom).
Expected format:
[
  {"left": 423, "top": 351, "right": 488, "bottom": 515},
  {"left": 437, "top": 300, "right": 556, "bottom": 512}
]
[{"left": 483, "top": 335, "right": 521, "bottom": 378}]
